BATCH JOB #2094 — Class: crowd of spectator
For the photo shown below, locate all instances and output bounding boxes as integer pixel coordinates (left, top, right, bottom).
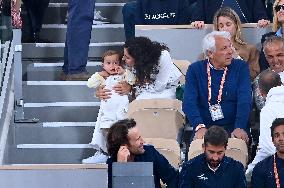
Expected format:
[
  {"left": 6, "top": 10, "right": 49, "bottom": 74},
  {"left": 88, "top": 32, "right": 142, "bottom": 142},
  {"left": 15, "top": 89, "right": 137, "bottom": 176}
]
[{"left": 5, "top": 0, "right": 284, "bottom": 187}]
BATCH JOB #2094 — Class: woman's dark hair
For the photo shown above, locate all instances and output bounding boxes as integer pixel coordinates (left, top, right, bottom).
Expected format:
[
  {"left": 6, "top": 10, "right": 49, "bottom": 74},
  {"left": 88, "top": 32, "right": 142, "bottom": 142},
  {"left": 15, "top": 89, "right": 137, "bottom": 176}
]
[
  {"left": 204, "top": 126, "right": 228, "bottom": 147},
  {"left": 107, "top": 119, "right": 136, "bottom": 158},
  {"left": 124, "top": 36, "right": 169, "bottom": 86}
]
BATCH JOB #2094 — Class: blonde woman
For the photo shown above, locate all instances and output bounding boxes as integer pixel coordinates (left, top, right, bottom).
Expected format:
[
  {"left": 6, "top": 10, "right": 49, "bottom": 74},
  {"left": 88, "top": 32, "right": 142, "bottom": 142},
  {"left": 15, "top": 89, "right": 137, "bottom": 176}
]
[{"left": 213, "top": 7, "right": 260, "bottom": 80}]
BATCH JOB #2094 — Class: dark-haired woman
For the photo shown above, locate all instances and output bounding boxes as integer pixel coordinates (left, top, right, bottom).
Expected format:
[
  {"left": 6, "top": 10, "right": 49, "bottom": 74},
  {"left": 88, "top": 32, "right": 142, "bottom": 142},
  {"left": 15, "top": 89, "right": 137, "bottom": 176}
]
[{"left": 97, "top": 37, "right": 182, "bottom": 100}]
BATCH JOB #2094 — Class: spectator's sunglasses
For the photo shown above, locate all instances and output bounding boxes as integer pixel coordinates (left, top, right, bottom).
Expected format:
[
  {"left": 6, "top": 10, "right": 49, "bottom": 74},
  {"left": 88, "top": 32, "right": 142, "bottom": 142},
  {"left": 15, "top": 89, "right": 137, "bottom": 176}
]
[{"left": 275, "top": 4, "right": 284, "bottom": 12}]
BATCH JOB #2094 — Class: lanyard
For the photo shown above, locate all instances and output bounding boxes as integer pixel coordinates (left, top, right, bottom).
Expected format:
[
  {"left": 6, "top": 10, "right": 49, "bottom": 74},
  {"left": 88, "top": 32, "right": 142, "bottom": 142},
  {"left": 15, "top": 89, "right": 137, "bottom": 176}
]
[
  {"left": 207, "top": 62, "right": 228, "bottom": 106},
  {"left": 274, "top": 155, "right": 281, "bottom": 188}
]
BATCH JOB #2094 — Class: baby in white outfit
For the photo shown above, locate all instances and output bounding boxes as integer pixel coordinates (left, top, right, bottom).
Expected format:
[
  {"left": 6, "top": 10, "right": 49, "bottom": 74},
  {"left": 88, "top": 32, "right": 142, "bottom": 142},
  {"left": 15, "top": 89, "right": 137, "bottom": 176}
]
[{"left": 82, "top": 50, "right": 135, "bottom": 164}]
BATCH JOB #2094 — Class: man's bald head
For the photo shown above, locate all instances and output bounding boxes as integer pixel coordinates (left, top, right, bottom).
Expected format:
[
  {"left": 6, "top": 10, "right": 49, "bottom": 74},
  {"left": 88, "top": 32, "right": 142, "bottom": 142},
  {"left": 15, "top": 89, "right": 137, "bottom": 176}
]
[{"left": 259, "top": 70, "right": 282, "bottom": 96}]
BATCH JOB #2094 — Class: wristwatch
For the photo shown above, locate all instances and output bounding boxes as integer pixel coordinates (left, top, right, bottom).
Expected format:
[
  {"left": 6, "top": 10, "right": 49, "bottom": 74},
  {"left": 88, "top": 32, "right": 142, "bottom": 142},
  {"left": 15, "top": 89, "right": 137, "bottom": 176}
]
[{"left": 195, "top": 124, "right": 206, "bottom": 132}]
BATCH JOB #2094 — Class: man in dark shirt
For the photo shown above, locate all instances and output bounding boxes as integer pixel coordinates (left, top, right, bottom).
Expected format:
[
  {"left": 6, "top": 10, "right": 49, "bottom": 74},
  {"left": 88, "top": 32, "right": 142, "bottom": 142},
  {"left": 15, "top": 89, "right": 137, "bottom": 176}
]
[
  {"left": 106, "top": 119, "right": 179, "bottom": 188},
  {"left": 179, "top": 126, "right": 247, "bottom": 188},
  {"left": 252, "top": 118, "right": 284, "bottom": 188},
  {"left": 191, "top": 0, "right": 270, "bottom": 29},
  {"left": 122, "top": 0, "right": 192, "bottom": 39}
]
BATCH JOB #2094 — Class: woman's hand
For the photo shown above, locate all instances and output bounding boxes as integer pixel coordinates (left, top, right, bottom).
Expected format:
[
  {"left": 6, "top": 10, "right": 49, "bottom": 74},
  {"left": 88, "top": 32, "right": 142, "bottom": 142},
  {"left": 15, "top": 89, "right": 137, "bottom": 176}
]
[
  {"left": 113, "top": 81, "right": 132, "bottom": 95},
  {"left": 95, "top": 85, "right": 111, "bottom": 100},
  {"left": 117, "top": 145, "right": 130, "bottom": 162},
  {"left": 257, "top": 19, "right": 270, "bottom": 28},
  {"left": 191, "top": 21, "right": 205, "bottom": 29}
]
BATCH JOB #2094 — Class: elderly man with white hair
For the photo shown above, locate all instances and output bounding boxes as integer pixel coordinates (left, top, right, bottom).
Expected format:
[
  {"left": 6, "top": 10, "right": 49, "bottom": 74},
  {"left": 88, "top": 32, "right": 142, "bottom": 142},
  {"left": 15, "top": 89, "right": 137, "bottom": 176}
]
[{"left": 182, "top": 31, "right": 252, "bottom": 143}]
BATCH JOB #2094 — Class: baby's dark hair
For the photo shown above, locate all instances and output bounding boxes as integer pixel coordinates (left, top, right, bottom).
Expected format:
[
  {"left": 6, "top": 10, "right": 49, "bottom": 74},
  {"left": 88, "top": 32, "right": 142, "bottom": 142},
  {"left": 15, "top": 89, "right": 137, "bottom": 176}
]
[{"left": 102, "top": 50, "right": 122, "bottom": 65}]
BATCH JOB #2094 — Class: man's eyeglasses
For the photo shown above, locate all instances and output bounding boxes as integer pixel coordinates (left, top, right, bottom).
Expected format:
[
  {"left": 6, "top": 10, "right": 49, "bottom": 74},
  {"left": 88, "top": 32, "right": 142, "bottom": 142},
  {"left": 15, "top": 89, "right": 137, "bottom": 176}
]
[{"left": 275, "top": 4, "right": 284, "bottom": 12}]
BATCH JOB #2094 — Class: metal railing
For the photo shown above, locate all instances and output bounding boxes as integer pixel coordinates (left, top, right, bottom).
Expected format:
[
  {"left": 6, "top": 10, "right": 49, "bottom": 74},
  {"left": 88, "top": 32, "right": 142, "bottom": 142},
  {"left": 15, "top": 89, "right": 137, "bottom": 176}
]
[{"left": 0, "top": 3, "right": 15, "bottom": 164}]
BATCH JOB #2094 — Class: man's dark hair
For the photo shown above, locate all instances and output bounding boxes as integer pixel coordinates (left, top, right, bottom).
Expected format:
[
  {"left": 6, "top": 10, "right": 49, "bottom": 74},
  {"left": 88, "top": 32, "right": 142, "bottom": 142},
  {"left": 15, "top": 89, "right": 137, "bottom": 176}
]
[
  {"left": 271, "top": 118, "right": 284, "bottom": 138},
  {"left": 204, "top": 126, "right": 228, "bottom": 147},
  {"left": 107, "top": 119, "right": 136, "bottom": 158},
  {"left": 263, "top": 36, "right": 284, "bottom": 55},
  {"left": 258, "top": 69, "right": 282, "bottom": 95}
]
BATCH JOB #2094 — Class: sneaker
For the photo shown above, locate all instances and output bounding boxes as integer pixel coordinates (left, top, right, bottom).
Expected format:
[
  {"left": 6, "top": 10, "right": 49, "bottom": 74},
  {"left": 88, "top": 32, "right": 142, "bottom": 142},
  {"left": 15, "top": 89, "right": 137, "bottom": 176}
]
[
  {"left": 82, "top": 152, "right": 109, "bottom": 164},
  {"left": 94, "top": 10, "right": 107, "bottom": 21},
  {"left": 93, "top": 10, "right": 109, "bottom": 25}
]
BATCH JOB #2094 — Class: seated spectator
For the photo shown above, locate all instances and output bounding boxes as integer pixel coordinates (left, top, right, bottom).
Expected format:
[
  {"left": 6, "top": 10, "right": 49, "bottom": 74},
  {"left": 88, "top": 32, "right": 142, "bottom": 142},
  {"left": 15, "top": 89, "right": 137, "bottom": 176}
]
[
  {"left": 254, "top": 36, "right": 284, "bottom": 110},
  {"left": 213, "top": 7, "right": 260, "bottom": 80},
  {"left": 252, "top": 118, "right": 284, "bottom": 188},
  {"left": 107, "top": 119, "right": 179, "bottom": 188},
  {"left": 260, "top": 0, "right": 284, "bottom": 71},
  {"left": 82, "top": 50, "right": 136, "bottom": 164},
  {"left": 183, "top": 31, "right": 252, "bottom": 143},
  {"left": 191, "top": 0, "right": 270, "bottom": 29},
  {"left": 96, "top": 36, "right": 182, "bottom": 100},
  {"left": 122, "top": 0, "right": 192, "bottom": 39},
  {"left": 179, "top": 126, "right": 247, "bottom": 188},
  {"left": 247, "top": 70, "right": 284, "bottom": 174}
]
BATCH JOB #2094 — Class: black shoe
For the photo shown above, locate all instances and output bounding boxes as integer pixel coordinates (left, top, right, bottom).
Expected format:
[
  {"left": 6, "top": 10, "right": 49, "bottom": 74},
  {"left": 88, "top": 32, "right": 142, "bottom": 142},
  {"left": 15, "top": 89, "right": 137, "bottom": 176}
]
[
  {"left": 34, "top": 32, "right": 51, "bottom": 43},
  {"left": 22, "top": 36, "right": 36, "bottom": 43}
]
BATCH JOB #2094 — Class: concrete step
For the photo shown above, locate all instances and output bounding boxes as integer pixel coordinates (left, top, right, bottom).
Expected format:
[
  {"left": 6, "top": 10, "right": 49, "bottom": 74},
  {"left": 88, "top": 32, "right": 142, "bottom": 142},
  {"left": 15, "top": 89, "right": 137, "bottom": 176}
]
[
  {"left": 43, "top": 3, "right": 124, "bottom": 24},
  {"left": 23, "top": 81, "right": 99, "bottom": 103},
  {"left": 23, "top": 103, "right": 100, "bottom": 122},
  {"left": 22, "top": 42, "right": 124, "bottom": 59},
  {"left": 26, "top": 61, "right": 102, "bottom": 81},
  {"left": 13, "top": 122, "right": 95, "bottom": 144},
  {"left": 0, "top": 164, "right": 107, "bottom": 188},
  {"left": 6, "top": 145, "right": 95, "bottom": 164},
  {"left": 23, "top": 60, "right": 101, "bottom": 80},
  {"left": 38, "top": 24, "right": 125, "bottom": 43}
]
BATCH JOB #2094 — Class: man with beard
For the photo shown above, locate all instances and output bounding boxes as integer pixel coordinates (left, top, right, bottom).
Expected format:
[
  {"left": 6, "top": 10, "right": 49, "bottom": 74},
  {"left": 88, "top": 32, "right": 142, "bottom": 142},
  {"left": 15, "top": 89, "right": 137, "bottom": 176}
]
[
  {"left": 179, "top": 126, "right": 247, "bottom": 188},
  {"left": 252, "top": 118, "right": 284, "bottom": 188},
  {"left": 106, "top": 119, "right": 179, "bottom": 188}
]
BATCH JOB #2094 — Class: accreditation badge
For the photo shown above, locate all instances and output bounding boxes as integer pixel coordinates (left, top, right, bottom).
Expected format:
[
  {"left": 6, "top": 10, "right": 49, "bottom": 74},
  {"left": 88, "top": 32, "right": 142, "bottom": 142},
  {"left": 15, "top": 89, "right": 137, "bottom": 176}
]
[{"left": 209, "top": 104, "right": 224, "bottom": 121}]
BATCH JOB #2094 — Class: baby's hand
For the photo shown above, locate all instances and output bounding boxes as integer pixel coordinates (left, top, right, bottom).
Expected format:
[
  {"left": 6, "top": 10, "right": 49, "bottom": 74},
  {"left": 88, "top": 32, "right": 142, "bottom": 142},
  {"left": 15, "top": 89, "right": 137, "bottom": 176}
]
[
  {"left": 115, "top": 66, "right": 125, "bottom": 75},
  {"left": 99, "top": 70, "right": 109, "bottom": 78}
]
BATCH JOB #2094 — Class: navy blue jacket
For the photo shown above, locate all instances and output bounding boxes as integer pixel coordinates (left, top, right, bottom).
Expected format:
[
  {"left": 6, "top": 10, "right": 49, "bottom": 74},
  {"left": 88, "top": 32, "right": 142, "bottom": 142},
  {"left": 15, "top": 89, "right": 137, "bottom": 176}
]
[
  {"left": 191, "top": 0, "right": 268, "bottom": 23},
  {"left": 182, "top": 59, "right": 252, "bottom": 132},
  {"left": 136, "top": 0, "right": 191, "bottom": 25},
  {"left": 179, "top": 153, "right": 247, "bottom": 188},
  {"left": 252, "top": 154, "right": 284, "bottom": 188},
  {"left": 107, "top": 145, "right": 179, "bottom": 188}
]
